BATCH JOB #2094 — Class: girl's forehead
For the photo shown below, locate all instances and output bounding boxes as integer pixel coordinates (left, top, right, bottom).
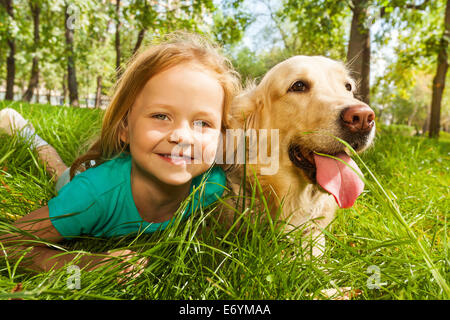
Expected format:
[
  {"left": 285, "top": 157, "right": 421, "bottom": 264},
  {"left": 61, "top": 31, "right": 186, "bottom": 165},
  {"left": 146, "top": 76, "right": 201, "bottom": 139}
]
[
  {"left": 131, "top": 62, "right": 224, "bottom": 114},
  {"left": 140, "top": 63, "right": 222, "bottom": 95},
  {"left": 149, "top": 62, "right": 218, "bottom": 85}
]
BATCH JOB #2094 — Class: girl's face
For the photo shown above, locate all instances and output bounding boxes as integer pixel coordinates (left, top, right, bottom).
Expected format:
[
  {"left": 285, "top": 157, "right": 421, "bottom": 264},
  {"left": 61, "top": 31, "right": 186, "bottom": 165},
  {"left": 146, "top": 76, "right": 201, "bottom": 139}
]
[{"left": 120, "top": 62, "right": 224, "bottom": 186}]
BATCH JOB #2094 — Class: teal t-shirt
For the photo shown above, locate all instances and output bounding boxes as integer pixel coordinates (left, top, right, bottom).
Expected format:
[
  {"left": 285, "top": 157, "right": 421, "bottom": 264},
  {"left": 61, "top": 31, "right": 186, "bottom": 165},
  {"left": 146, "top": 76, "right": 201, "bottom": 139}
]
[{"left": 48, "top": 154, "right": 226, "bottom": 239}]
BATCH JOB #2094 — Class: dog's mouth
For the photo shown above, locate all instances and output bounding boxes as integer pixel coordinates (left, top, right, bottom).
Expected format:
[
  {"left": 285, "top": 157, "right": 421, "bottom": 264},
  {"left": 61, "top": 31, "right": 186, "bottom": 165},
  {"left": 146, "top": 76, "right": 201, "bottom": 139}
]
[
  {"left": 288, "top": 144, "right": 317, "bottom": 182},
  {"left": 288, "top": 143, "right": 364, "bottom": 208}
]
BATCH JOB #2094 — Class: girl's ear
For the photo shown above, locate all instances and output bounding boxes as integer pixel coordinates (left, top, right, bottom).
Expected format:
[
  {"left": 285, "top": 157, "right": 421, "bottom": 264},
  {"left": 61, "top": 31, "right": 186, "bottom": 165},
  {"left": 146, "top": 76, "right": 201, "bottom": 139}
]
[{"left": 119, "top": 116, "right": 129, "bottom": 144}]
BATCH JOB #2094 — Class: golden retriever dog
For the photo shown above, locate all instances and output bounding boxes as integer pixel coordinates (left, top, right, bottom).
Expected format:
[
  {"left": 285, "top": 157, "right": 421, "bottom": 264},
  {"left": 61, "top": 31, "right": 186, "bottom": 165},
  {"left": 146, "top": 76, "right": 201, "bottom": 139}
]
[{"left": 218, "top": 55, "right": 376, "bottom": 259}]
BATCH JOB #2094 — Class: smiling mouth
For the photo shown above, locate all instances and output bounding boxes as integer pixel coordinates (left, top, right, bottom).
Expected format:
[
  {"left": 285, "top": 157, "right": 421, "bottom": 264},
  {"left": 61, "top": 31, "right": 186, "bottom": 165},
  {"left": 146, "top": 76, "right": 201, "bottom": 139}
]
[
  {"left": 157, "top": 153, "right": 195, "bottom": 164},
  {"left": 158, "top": 153, "right": 194, "bottom": 159}
]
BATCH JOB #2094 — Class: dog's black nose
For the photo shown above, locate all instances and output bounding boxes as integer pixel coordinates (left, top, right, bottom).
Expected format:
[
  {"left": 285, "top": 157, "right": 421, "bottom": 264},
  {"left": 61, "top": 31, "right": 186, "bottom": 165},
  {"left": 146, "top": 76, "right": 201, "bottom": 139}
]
[{"left": 340, "top": 105, "right": 375, "bottom": 133}]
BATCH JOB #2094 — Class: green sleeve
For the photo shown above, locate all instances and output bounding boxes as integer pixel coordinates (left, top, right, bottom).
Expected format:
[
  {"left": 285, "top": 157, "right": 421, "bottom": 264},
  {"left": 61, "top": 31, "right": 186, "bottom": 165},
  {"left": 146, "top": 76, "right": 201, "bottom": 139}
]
[{"left": 48, "top": 175, "right": 103, "bottom": 239}]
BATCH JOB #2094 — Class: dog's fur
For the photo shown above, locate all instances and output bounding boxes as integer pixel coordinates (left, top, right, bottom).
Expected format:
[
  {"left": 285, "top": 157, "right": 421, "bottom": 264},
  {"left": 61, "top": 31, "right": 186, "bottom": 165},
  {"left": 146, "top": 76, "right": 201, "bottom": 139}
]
[{"left": 218, "top": 56, "right": 375, "bottom": 257}]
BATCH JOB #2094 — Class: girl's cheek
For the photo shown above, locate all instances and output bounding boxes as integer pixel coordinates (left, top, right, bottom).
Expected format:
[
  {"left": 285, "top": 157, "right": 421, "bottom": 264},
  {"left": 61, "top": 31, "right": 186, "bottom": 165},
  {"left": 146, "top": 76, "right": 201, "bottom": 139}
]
[
  {"left": 189, "top": 129, "right": 221, "bottom": 164},
  {"left": 202, "top": 143, "right": 218, "bottom": 165},
  {"left": 200, "top": 132, "right": 221, "bottom": 165}
]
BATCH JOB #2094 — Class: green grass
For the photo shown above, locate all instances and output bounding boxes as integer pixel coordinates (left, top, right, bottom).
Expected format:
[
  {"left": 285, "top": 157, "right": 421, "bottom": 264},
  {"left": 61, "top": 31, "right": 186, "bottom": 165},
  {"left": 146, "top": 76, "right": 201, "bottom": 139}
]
[{"left": 0, "top": 101, "right": 448, "bottom": 300}]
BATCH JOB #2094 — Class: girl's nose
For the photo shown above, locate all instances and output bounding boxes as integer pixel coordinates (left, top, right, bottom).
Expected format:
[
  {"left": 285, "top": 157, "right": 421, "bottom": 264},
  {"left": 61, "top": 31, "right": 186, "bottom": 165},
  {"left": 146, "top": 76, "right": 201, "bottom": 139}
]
[{"left": 169, "top": 122, "right": 196, "bottom": 145}]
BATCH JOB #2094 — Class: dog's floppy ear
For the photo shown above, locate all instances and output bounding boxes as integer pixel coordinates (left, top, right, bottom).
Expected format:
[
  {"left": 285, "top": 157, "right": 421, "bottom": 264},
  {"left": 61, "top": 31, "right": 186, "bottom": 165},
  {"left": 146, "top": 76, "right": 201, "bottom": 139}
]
[{"left": 229, "top": 86, "right": 268, "bottom": 130}]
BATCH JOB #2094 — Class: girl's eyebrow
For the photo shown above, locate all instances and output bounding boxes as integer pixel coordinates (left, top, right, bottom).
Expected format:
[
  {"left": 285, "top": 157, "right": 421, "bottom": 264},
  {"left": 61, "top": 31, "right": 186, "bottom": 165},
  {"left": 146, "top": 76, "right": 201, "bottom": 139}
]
[
  {"left": 194, "top": 110, "right": 220, "bottom": 119},
  {"left": 145, "top": 102, "right": 171, "bottom": 110}
]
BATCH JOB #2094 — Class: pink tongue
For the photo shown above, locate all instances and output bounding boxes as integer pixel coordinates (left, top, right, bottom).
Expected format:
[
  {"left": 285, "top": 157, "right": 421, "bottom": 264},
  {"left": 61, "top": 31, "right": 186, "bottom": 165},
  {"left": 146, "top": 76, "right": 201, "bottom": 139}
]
[{"left": 313, "top": 152, "right": 364, "bottom": 208}]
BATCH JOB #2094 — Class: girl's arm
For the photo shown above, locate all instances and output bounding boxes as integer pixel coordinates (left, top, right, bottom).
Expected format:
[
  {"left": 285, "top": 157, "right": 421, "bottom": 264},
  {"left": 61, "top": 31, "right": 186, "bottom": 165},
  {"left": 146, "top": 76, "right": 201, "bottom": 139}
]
[{"left": 0, "top": 206, "right": 140, "bottom": 273}]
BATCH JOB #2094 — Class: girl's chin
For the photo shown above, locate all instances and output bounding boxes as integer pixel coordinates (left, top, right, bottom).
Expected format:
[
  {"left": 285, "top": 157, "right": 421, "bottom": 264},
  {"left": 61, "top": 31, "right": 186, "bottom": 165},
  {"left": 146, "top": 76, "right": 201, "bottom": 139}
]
[
  {"left": 160, "top": 173, "right": 195, "bottom": 186},
  {"left": 161, "top": 166, "right": 211, "bottom": 186}
]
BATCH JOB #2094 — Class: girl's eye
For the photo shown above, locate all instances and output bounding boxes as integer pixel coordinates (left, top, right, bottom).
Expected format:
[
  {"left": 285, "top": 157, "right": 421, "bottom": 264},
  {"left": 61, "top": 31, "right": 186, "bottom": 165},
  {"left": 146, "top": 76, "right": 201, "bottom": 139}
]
[
  {"left": 152, "top": 114, "right": 169, "bottom": 121},
  {"left": 193, "top": 120, "right": 210, "bottom": 128}
]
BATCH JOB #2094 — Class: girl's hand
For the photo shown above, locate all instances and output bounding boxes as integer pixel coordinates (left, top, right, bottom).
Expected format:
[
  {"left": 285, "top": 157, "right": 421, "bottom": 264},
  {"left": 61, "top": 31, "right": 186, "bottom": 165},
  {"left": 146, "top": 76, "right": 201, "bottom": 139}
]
[{"left": 103, "top": 249, "right": 148, "bottom": 284}]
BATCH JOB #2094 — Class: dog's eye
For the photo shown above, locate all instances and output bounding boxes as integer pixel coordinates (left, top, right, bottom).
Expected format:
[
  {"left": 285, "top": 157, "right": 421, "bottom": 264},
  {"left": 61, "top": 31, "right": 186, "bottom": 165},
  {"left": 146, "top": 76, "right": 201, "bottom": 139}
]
[
  {"left": 345, "top": 83, "right": 352, "bottom": 91},
  {"left": 289, "top": 80, "right": 308, "bottom": 93}
]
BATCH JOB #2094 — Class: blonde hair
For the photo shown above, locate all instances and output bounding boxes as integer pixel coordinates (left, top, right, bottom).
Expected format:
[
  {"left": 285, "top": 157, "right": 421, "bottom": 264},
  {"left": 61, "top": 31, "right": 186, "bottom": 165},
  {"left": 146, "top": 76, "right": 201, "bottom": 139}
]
[{"left": 70, "top": 31, "right": 241, "bottom": 180}]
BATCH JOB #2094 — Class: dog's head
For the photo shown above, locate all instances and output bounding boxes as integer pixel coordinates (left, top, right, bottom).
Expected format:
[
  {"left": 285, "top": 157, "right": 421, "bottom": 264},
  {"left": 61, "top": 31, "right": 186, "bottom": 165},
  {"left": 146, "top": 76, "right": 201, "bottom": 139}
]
[{"left": 228, "top": 55, "right": 376, "bottom": 208}]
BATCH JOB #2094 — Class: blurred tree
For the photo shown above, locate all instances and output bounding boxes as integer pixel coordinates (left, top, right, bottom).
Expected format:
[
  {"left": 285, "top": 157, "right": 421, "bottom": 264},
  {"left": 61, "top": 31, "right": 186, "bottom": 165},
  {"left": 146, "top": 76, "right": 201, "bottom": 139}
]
[
  {"left": 0, "top": 0, "right": 250, "bottom": 106},
  {"left": 64, "top": 0, "right": 79, "bottom": 106},
  {"left": 347, "top": 0, "right": 371, "bottom": 104},
  {"left": 230, "top": 46, "right": 267, "bottom": 83},
  {"left": 22, "top": 0, "right": 41, "bottom": 102},
  {"left": 229, "top": 0, "right": 349, "bottom": 86},
  {"left": 127, "top": 0, "right": 157, "bottom": 55},
  {"left": 114, "top": 0, "right": 121, "bottom": 78},
  {"left": 210, "top": 0, "right": 252, "bottom": 48},
  {"left": 74, "top": 0, "right": 114, "bottom": 107},
  {"left": 281, "top": 0, "right": 349, "bottom": 58},
  {"left": 429, "top": 0, "right": 449, "bottom": 138},
  {"left": 374, "top": 0, "right": 448, "bottom": 136},
  {"left": 116, "top": 0, "right": 249, "bottom": 77},
  {"left": 0, "top": 0, "right": 16, "bottom": 100}
]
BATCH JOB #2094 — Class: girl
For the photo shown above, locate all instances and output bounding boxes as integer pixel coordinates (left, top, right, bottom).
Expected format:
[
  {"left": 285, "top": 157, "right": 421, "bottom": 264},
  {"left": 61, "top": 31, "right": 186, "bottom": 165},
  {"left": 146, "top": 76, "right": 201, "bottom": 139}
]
[{"left": 0, "top": 32, "right": 241, "bottom": 275}]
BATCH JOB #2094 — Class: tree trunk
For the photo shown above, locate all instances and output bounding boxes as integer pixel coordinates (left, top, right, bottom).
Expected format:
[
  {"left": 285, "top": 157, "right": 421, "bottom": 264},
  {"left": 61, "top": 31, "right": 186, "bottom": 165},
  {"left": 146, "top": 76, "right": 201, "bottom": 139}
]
[
  {"left": 346, "top": 0, "right": 371, "bottom": 105},
  {"left": 95, "top": 75, "right": 102, "bottom": 108},
  {"left": 2, "top": 0, "right": 16, "bottom": 100},
  {"left": 23, "top": 0, "right": 41, "bottom": 102},
  {"left": 64, "top": 2, "right": 79, "bottom": 107},
  {"left": 115, "top": 0, "right": 122, "bottom": 78},
  {"left": 22, "top": 56, "right": 39, "bottom": 102},
  {"left": 429, "top": 0, "right": 450, "bottom": 138},
  {"left": 5, "top": 39, "right": 16, "bottom": 100},
  {"left": 132, "top": 28, "right": 146, "bottom": 55},
  {"left": 61, "top": 73, "right": 67, "bottom": 105},
  {"left": 46, "top": 89, "right": 51, "bottom": 104},
  {"left": 422, "top": 120, "right": 428, "bottom": 135},
  {"left": 407, "top": 104, "right": 419, "bottom": 127}
]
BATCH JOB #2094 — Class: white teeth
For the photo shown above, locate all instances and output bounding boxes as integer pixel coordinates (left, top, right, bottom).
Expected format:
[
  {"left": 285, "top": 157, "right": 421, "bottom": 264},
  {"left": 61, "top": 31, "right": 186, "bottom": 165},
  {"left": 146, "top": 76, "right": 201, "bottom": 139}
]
[{"left": 161, "top": 154, "right": 191, "bottom": 159}]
